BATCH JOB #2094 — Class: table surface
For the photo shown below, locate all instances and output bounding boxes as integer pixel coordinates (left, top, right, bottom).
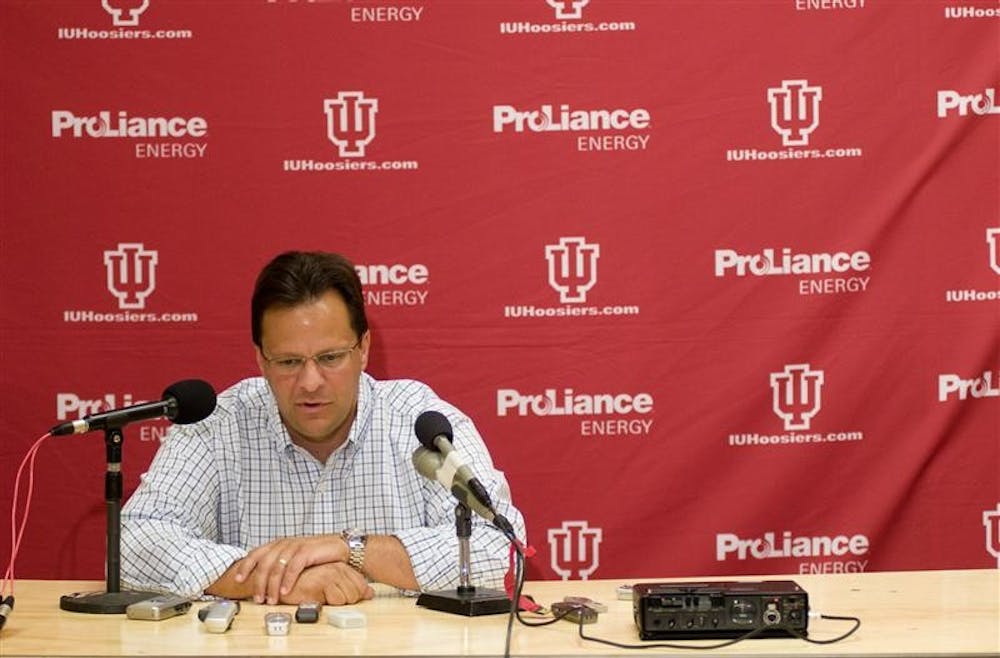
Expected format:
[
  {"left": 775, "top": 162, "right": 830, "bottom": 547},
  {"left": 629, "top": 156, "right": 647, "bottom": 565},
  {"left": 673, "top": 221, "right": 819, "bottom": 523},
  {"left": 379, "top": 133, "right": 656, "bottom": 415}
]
[{"left": 1, "top": 569, "right": 997, "bottom": 656}]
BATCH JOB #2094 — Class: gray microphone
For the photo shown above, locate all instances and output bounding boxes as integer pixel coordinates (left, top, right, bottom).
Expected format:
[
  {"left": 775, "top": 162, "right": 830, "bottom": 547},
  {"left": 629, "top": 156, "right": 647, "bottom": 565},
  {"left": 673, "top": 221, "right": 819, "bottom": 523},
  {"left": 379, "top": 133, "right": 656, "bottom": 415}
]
[
  {"left": 412, "top": 447, "right": 515, "bottom": 537},
  {"left": 414, "top": 410, "right": 495, "bottom": 513}
]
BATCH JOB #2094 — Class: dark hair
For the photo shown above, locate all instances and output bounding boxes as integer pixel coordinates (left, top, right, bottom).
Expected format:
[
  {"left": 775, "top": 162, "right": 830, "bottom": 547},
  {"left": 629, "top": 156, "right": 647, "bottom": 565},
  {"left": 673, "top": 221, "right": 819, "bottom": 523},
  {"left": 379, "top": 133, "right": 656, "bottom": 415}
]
[{"left": 251, "top": 251, "right": 368, "bottom": 347}]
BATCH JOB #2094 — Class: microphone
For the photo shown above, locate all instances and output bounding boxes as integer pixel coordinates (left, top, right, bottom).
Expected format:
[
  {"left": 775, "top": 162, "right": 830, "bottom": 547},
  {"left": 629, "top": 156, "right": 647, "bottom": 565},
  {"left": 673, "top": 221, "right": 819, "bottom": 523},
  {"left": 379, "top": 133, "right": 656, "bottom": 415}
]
[
  {"left": 412, "top": 447, "right": 515, "bottom": 537},
  {"left": 414, "top": 410, "right": 496, "bottom": 512},
  {"left": 50, "top": 379, "right": 216, "bottom": 436}
]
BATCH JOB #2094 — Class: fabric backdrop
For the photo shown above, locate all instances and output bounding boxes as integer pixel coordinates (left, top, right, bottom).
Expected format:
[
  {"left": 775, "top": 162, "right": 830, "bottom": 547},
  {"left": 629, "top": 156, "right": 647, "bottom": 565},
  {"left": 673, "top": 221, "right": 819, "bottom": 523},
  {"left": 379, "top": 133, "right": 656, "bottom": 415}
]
[{"left": 1, "top": 0, "right": 998, "bottom": 582}]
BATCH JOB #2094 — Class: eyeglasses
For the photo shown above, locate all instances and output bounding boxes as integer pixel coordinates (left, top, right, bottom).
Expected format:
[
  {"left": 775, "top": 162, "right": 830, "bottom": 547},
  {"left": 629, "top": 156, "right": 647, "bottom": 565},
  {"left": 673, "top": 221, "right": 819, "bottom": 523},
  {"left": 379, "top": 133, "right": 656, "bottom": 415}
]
[{"left": 262, "top": 339, "right": 361, "bottom": 376}]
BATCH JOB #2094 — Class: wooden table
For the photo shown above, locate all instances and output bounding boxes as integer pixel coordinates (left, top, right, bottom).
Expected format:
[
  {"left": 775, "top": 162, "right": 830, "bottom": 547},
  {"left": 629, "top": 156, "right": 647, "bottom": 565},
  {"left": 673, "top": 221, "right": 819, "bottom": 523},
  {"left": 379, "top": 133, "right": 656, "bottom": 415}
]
[{"left": 1, "top": 569, "right": 997, "bottom": 656}]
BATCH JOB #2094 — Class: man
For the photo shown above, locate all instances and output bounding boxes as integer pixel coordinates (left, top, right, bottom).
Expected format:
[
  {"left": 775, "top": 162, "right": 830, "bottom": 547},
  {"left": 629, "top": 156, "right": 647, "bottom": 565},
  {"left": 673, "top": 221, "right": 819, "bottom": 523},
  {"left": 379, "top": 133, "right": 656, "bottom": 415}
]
[{"left": 121, "top": 251, "right": 524, "bottom": 605}]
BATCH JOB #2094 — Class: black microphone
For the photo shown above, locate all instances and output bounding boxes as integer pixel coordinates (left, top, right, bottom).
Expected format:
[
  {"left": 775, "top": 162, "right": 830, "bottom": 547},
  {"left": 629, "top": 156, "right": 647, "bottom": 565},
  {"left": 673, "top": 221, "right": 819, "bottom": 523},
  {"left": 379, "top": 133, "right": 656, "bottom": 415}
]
[
  {"left": 412, "top": 447, "right": 515, "bottom": 537},
  {"left": 50, "top": 379, "right": 216, "bottom": 436},
  {"left": 414, "top": 410, "right": 505, "bottom": 527}
]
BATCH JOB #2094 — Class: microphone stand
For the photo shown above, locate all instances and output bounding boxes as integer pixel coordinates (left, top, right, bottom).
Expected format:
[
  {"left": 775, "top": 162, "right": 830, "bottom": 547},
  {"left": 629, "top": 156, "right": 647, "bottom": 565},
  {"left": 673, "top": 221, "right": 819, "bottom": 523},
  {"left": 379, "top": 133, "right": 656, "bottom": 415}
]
[
  {"left": 59, "top": 427, "right": 158, "bottom": 613},
  {"left": 416, "top": 502, "right": 511, "bottom": 616}
]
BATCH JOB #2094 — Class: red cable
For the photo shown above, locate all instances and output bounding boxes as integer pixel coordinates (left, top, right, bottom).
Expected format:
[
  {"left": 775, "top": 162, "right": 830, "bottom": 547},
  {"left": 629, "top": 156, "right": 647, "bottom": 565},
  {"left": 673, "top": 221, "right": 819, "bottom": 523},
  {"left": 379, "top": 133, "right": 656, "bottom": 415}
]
[
  {"left": 505, "top": 539, "right": 541, "bottom": 612},
  {"left": 2, "top": 433, "right": 51, "bottom": 598}
]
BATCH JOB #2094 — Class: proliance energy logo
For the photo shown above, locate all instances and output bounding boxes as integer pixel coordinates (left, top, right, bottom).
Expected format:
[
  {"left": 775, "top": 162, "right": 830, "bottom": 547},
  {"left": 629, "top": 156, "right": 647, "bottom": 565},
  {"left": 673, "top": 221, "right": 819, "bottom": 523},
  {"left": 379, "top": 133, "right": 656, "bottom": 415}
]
[
  {"left": 714, "top": 245, "right": 873, "bottom": 296},
  {"left": 497, "top": 387, "right": 655, "bottom": 437},
  {"left": 794, "top": 0, "right": 866, "bottom": 11},
  {"left": 347, "top": 4, "right": 425, "bottom": 23},
  {"left": 62, "top": 243, "right": 199, "bottom": 324},
  {"left": 726, "top": 80, "right": 863, "bottom": 163},
  {"left": 50, "top": 109, "right": 208, "bottom": 159},
  {"left": 728, "top": 364, "right": 864, "bottom": 448},
  {"left": 944, "top": 228, "right": 1000, "bottom": 303},
  {"left": 265, "top": 0, "right": 426, "bottom": 23},
  {"left": 937, "top": 86, "right": 1000, "bottom": 118},
  {"left": 500, "top": 1, "right": 638, "bottom": 37},
  {"left": 492, "top": 103, "right": 652, "bottom": 152},
  {"left": 938, "top": 370, "right": 999, "bottom": 402},
  {"left": 548, "top": 520, "right": 602, "bottom": 580},
  {"left": 57, "top": 1, "right": 194, "bottom": 41},
  {"left": 355, "top": 262, "right": 429, "bottom": 307},
  {"left": 716, "top": 529, "right": 871, "bottom": 574},
  {"left": 504, "top": 237, "right": 641, "bottom": 319},
  {"left": 283, "top": 93, "right": 419, "bottom": 173}
]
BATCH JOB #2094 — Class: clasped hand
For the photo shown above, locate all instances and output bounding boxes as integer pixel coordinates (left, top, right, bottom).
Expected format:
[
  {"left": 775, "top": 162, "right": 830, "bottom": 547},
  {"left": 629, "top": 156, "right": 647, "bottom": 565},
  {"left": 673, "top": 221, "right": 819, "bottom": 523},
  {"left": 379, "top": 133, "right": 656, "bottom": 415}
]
[{"left": 234, "top": 535, "right": 374, "bottom": 605}]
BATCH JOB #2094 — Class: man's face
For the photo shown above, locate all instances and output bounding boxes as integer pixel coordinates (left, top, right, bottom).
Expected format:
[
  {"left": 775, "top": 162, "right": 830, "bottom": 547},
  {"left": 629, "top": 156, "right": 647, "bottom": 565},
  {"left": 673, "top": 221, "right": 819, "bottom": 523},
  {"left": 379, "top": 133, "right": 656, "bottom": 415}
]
[{"left": 255, "top": 290, "right": 370, "bottom": 452}]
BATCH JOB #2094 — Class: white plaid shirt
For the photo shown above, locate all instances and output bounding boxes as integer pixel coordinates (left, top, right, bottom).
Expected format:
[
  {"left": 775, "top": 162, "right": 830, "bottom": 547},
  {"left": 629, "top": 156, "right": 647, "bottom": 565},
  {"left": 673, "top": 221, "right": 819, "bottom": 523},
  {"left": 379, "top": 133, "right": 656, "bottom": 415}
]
[{"left": 121, "top": 373, "right": 524, "bottom": 598}]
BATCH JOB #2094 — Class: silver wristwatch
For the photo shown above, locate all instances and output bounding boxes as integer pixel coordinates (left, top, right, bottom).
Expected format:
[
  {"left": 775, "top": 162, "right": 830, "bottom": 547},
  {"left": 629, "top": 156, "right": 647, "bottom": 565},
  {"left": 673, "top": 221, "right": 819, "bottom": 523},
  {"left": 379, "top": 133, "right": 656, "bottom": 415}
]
[{"left": 341, "top": 529, "right": 367, "bottom": 573}]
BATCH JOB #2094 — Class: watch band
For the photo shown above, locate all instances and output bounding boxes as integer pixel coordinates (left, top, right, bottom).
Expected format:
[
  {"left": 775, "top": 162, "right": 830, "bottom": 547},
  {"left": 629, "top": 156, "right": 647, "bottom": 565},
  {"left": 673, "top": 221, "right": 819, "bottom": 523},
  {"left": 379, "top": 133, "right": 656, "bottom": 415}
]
[{"left": 341, "top": 529, "right": 367, "bottom": 573}]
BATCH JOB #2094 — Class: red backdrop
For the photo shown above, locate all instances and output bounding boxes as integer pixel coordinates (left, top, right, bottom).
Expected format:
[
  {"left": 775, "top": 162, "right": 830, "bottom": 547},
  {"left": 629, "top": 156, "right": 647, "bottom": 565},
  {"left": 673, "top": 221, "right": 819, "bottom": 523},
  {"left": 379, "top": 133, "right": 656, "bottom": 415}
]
[{"left": 1, "top": 0, "right": 998, "bottom": 583}]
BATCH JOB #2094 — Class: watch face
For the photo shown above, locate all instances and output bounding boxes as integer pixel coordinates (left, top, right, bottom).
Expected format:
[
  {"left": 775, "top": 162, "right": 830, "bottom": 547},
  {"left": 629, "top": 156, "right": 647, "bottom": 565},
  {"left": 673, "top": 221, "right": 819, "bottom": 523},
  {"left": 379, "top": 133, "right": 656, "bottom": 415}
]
[
  {"left": 342, "top": 529, "right": 366, "bottom": 571},
  {"left": 343, "top": 529, "right": 366, "bottom": 546}
]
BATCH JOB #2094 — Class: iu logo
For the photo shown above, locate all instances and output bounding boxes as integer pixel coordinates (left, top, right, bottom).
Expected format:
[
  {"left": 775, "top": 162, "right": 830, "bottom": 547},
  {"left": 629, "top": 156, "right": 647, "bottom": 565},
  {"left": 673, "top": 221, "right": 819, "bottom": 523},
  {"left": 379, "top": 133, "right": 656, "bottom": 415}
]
[
  {"left": 547, "top": 0, "right": 590, "bottom": 20},
  {"left": 103, "top": 0, "right": 150, "bottom": 26},
  {"left": 103, "top": 243, "right": 158, "bottom": 310},
  {"left": 770, "top": 364, "right": 824, "bottom": 431},
  {"left": 324, "top": 92, "right": 378, "bottom": 158},
  {"left": 546, "top": 237, "right": 600, "bottom": 303},
  {"left": 987, "top": 228, "right": 1000, "bottom": 275},
  {"left": 768, "top": 80, "right": 823, "bottom": 147},
  {"left": 985, "top": 505, "right": 1000, "bottom": 562},
  {"left": 548, "top": 520, "right": 602, "bottom": 580}
]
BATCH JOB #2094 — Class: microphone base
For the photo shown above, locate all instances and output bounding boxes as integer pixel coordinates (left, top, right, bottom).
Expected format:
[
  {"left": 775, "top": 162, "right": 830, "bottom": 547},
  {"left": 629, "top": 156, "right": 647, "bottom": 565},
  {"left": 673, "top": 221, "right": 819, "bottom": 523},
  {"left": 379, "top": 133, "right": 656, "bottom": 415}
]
[
  {"left": 59, "top": 589, "right": 160, "bottom": 614},
  {"left": 416, "top": 586, "right": 511, "bottom": 616}
]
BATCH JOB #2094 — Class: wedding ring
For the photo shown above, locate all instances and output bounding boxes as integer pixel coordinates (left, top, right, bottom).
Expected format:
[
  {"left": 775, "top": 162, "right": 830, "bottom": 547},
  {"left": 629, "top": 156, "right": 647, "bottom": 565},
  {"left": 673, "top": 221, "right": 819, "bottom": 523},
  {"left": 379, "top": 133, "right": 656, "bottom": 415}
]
[{"left": 277, "top": 557, "right": 289, "bottom": 567}]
